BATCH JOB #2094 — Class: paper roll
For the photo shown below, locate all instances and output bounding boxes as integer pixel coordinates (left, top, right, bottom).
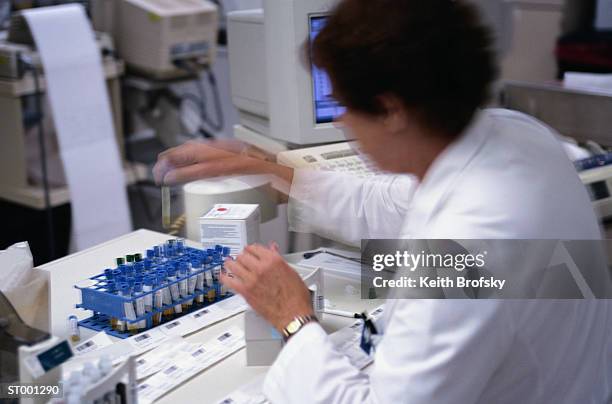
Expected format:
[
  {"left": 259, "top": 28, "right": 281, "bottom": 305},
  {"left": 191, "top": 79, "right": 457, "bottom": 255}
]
[{"left": 23, "top": 5, "right": 132, "bottom": 250}]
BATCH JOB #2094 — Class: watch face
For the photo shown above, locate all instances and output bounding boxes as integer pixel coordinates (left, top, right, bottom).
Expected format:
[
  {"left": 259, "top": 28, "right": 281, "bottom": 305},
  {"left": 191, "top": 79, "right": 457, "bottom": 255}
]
[{"left": 286, "top": 321, "right": 301, "bottom": 334}]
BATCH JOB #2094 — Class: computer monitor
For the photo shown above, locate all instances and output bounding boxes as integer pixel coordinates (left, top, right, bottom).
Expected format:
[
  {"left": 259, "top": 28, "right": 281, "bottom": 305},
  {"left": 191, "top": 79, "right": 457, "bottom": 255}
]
[
  {"left": 263, "top": 0, "right": 346, "bottom": 146},
  {"left": 309, "top": 15, "right": 346, "bottom": 125},
  {"left": 229, "top": 0, "right": 512, "bottom": 148}
]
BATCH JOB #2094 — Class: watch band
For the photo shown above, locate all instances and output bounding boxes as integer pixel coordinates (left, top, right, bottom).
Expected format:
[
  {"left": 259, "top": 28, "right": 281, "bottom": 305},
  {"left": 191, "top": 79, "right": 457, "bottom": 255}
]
[{"left": 281, "top": 314, "right": 318, "bottom": 341}]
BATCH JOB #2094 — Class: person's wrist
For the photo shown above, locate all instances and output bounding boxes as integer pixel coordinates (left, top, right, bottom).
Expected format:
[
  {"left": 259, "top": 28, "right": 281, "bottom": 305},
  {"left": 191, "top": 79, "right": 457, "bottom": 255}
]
[{"left": 275, "top": 308, "right": 315, "bottom": 333}]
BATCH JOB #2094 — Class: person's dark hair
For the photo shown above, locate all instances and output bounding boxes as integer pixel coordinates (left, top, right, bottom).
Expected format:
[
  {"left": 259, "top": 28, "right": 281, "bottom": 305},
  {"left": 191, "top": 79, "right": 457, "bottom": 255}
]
[{"left": 309, "top": 0, "right": 498, "bottom": 136}]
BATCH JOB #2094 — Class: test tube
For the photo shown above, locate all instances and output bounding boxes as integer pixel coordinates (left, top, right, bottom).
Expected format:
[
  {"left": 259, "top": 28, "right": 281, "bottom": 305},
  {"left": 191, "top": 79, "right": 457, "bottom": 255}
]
[
  {"left": 119, "top": 284, "right": 138, "bottom": 335},
  {"left": 187, "top": 261, "right": 198, "bottom": 307},
  {"left": 107, "top": 282, "right": 119, "bottom": 331},
  {"left": 194, "top": 259, "right": 204, "bottom": 306},
  {"left": 167, "top": 268, "right": 183, "bottom": 316},
  {"left": 153, "top": 275, "right": 164, "bottom": 326},
  {"left": 204, "top": 256, "right": 214, "bottom": 301},
  {"left": 179, "top": 263, "right": 190, "bottom": 311},
  {"left": 67, "top": 315, "right": 80, "bottom": 342},
  {"left": 156, "top": 270, "right": 172, "bottom": 321},
  {"left": 162, "top": 186, "right": 171, "bottom": 229},
  {"left": 134, "top": 282, "right": 146, "bottom": 331},
  {"left": 217, "top": 255, "right": 228, "bottom": 297}
]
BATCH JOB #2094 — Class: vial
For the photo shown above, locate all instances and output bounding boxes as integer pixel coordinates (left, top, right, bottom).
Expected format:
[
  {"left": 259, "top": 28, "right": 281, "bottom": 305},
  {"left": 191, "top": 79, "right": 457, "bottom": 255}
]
[
  {"left": 134, "top": 282, "right": 146, "bottom": 330},
  {"left": 153, "top": 275, "right": 164, "bottom": 326},
  {"left": 161, "top": 186, "right": 171, "bottom": 229},
  {"left": 67, "top": 315, "right": 80, "bottom": 343},
  {"left": 179, "top": 263, "right": 190, "bottom": 311},
  {"left": 119, "top": 284, "right": 138, "bottom": 335},
  {"left": 167, "top": 268, "right": 183, "bottom": 316},
  {"left": 194, "top": 259, "right": 204, "bottom": 306}
]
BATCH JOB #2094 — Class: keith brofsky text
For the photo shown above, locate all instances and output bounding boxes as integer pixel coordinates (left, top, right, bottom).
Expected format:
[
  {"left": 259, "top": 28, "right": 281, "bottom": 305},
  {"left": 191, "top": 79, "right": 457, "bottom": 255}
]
[{"left": 369, "top": 250, "right": 506, "bottom": 291}]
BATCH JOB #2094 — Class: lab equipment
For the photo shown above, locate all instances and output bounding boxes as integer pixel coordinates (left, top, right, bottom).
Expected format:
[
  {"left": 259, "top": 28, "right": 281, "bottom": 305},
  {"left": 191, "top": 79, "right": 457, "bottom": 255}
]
[
  {"left": 200, "top": 204, "right": 261, "bottom": 257},
  {"left": 67, "top": 314, "right": 80, "bottom": 342},
  {"left": 60, "top": 356, "right": 137, "bottom": 404},
  {"left": 161, "top": 186, "right": 171, "bottom": 229},
  {"left": 18, "top": 338, "right": 72, "bottom": 404},
  {"left": 91, "top": 0, "right": 219, "bottom": 79},
  {"left": 74, "top": 239, "right": 233, "bottom": 339},
  {"left": 1, "top": 290, "right": 67, "bottom": 404},
  {"left": 574, "top": 153, "right": 612, "bottom": 219},
  {"left": 277, "top": 142, "right": 380, "bottom": 178}
]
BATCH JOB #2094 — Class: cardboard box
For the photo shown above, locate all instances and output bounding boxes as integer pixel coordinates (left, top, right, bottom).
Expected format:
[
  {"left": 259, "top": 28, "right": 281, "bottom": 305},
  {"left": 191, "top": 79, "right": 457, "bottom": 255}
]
[{"left": 200, "top": 204, "right": 260, "bottom": 256}]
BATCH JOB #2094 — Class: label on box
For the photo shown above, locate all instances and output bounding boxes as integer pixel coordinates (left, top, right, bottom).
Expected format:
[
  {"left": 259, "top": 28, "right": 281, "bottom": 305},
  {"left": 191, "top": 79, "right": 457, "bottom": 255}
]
[{"left": 200, "top": 204, "right": 261, "bottom": 256}]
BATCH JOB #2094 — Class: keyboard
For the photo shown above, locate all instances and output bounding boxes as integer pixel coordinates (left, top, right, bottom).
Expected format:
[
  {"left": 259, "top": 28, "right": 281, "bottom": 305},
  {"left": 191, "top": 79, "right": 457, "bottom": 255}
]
[{"left": 277, "top": 142, "right": 379, "bottom": 178}]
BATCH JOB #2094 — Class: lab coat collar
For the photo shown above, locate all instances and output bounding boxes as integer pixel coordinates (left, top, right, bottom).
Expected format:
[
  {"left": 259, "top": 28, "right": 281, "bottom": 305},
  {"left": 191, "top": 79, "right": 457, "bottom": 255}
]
[{"left": 409, "top": 110, "right": 493, "bottom": 229}]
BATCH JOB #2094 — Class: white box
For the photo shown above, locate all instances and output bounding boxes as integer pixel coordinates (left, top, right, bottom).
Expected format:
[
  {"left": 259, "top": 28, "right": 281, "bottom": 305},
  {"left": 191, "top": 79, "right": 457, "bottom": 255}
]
[
  {"left": 200, "top": 204, "right": 260, "bottom": 256},
  {"left": 244, "top": 266, "right": 324, "bottom": 366}
]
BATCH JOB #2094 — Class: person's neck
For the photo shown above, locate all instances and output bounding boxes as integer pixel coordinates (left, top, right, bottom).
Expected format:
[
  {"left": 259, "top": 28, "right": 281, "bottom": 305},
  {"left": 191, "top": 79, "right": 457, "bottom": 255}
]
[{"left": 389, "top": 127, "right": 454, "bottom": 181}]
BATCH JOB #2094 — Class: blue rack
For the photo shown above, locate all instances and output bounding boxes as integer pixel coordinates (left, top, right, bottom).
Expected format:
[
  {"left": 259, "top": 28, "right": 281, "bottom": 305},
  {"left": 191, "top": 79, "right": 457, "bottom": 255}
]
[{"left": 75, "top": 240, "right": 233, "bottom": 339}]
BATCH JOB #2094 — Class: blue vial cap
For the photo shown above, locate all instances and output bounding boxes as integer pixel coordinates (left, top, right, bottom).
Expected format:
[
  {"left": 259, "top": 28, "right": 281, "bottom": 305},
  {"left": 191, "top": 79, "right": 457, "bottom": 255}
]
[
  {"left": 222, "top": 247, "right": 231, "bottom": 257},
  {"left": 179, "top": 262, "right": 188, "bottom": 274},
  {"left": 134, "top": 282, "right": 143, "bottom": 293},
  {"left": 119, "top": 283, "right": 130, "bottom": 293},
  {"left": 112, "top": 269, "right": 121, "bottom": 277},
  {"left": 134, "top": 262, "right": 144, "bottom": 272},
  {"left": 119, "top": 264, "right": 128, "bottom": 274},
  {"left": 144, "top": 276, "right": 155, "bottom": 286},
  {"left": 206, "top": 249, "right": 214, "bottom": 255},
  {"left": 135, "top": 275, "right": 144, "bottom": 283},
  {"left": 191, "top": 260, "right": 200, "bottom": 268},
  {"left": 146, "top": 249, "right": 154, "bottom": 259},
  {"left": 215, "top": 245, "right": 223, "bottom": 253},
  {"left": 143, "top": 259, "right": 152, "bottom": 270}
]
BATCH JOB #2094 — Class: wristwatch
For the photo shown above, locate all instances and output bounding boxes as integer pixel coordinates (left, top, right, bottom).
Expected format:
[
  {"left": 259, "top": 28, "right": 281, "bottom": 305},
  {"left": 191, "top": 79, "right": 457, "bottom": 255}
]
[{"left": 281, "top": 315, "right": 318, "bottom": 341}]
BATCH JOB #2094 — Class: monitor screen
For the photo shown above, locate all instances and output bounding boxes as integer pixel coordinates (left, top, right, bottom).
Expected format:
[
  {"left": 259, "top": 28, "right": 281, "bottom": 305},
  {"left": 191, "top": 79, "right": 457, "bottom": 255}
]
[{"left": 309, "top": 15, "right": 346, "bottom": 124}]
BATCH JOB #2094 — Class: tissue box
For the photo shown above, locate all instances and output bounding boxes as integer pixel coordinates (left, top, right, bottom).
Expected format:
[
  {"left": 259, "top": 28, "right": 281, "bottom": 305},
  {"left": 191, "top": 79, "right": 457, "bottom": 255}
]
[{"left": 200, "top": 204, "right": 260, "bottom": 256}]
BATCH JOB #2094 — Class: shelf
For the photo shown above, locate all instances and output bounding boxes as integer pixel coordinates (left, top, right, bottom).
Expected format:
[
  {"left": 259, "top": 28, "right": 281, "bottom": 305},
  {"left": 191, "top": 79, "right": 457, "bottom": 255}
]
[{"left": 0, "top": 162, "right": 149, "bottom": 210}]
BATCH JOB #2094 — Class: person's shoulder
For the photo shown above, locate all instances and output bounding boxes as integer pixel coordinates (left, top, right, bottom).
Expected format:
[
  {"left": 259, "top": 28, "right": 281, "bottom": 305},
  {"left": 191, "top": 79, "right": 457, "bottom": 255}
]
[{"left": 429, "top": 109, "right": 601, "bottom": 239}]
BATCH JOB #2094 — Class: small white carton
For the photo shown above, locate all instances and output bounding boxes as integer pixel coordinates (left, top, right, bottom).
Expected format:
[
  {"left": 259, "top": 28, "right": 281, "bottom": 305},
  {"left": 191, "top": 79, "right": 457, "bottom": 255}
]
[
  {"left": 200, "top": 204, "right": 261, "bottom": 256},
  {"left": 244, "top": 267, "right": 324, "bottom": 366}
]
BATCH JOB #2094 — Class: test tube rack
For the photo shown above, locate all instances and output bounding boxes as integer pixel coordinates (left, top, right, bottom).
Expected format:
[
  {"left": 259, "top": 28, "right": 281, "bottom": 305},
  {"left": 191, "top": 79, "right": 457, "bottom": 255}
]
[{"left": 75, "top": 240, "right": 233, "bottom": 339}]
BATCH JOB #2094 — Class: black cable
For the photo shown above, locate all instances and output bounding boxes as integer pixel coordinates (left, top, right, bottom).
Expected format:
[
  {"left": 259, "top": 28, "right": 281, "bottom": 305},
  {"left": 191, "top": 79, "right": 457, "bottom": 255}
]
[
  {"left": 23, "top": 61, "right": 56, "bottom": 260},
  {"left": 204, "top": 67, "right": 225, "bottom": 133}
]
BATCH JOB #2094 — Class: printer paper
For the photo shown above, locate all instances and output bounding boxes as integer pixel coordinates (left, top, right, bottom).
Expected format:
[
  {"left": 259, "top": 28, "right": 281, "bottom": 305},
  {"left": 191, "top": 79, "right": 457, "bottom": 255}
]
[{"left": 23, "top": 5, "right": 131, "bottom": 250}]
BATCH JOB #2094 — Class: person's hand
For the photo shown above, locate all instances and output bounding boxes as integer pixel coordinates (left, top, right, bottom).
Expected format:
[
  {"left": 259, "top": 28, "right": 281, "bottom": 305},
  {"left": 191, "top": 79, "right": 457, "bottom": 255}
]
[
  {"left": 153, "top": 140, "right": 295, "bottom": 190},
  {"left": 153, "top": 140, "right": 262, "bottom": 185},
  {"left": 221, "top": 244, "right": 314, "bottom": 332}
]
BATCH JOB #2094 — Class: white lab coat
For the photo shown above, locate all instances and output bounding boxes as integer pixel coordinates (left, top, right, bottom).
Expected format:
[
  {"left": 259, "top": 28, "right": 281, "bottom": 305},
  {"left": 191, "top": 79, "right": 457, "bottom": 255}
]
[{"left": 263, "top": 109, "right": 612, "bottom": 403}]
